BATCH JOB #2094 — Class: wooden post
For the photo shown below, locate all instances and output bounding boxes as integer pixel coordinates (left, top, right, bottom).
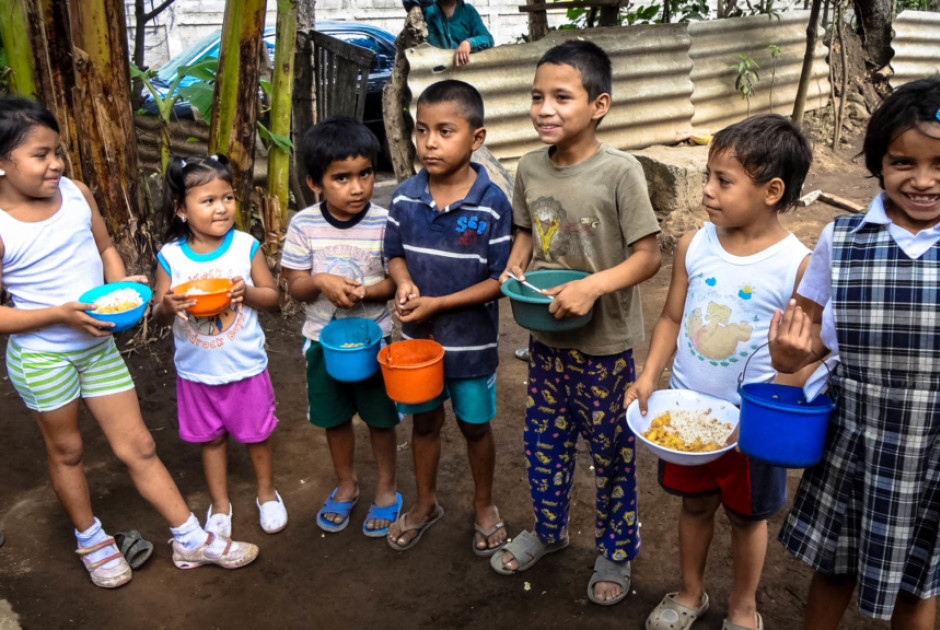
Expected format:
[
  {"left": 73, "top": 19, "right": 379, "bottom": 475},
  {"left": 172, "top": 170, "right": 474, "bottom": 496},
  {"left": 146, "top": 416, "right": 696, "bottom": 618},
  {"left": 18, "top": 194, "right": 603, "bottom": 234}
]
[{"left": 383, "top": 6, "right": 426, "bottom": 182}]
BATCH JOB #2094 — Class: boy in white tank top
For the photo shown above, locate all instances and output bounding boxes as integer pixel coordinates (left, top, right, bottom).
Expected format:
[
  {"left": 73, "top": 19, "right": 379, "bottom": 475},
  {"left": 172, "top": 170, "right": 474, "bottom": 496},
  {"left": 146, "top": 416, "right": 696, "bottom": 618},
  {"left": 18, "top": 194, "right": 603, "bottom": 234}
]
[{"left": 624, "top": 115, "right": 814, "bottom": 630}]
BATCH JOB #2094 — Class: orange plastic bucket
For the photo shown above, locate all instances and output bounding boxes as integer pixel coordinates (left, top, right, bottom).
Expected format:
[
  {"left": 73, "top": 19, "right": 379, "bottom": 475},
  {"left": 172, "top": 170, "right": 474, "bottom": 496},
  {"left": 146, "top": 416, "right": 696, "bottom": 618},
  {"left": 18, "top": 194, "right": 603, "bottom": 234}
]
[{"left": 377, "top": 339, "right": 445, "bottom": 404}]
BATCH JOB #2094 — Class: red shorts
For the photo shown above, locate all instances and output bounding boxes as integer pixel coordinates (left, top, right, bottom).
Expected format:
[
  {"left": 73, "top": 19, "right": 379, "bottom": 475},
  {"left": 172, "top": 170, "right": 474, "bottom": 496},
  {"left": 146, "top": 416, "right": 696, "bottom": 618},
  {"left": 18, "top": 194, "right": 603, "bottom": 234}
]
[{"left": 658, "top": 449, "right": 786, "bottom": 520}]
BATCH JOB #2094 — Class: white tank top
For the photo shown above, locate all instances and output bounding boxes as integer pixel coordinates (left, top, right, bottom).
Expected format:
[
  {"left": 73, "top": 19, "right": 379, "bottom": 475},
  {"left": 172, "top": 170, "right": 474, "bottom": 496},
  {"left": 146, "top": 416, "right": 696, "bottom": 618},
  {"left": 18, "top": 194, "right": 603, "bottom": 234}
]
[
  {"left": 157, "top": 230, "right": 267, "bottom": 385},
  {"left": 0, "top": 177, "right": 105, "bottom": 352},
  {"left": 670, "top": 223, "right": 810, "bottom": 404}
]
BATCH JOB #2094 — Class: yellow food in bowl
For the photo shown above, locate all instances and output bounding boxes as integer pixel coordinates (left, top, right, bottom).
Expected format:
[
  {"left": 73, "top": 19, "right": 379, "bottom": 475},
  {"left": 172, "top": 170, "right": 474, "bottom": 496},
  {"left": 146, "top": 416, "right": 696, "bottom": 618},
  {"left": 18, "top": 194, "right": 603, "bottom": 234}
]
[
  {"left": 642, "top": 410, "right": 732, "bottom": 453},
  {"left": 93, "top": 288, "right": 144, "bottom": 314},
  {"left": 341, "top": 342, "right": 365, "bottom": 348}
]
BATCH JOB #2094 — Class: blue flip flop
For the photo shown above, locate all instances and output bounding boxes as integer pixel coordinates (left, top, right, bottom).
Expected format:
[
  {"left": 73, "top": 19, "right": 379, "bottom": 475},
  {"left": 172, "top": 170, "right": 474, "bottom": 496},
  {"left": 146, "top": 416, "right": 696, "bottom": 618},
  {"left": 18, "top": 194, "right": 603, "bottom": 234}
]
[
  {"left": 362, "top": 493, "right": 403, "bottom": 538},
  {"left": 316, "top": 488, "right": 359, "bottom": 533}
]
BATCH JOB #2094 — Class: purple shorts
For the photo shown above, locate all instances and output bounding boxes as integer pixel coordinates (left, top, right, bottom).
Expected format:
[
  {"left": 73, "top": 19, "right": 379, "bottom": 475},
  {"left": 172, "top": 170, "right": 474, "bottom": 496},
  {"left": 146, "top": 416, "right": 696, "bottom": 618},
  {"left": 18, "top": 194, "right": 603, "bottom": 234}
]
[{"left": 176, "top": 370, "right": 278, "bottom": 444}]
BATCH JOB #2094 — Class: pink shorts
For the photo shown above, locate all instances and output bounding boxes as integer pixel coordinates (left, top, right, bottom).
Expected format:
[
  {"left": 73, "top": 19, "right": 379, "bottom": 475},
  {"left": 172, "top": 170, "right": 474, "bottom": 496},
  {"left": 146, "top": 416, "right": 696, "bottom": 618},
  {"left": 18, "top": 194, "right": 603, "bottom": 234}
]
[{"left": 176, "top": 370, "right": 278, "bottom": 444}]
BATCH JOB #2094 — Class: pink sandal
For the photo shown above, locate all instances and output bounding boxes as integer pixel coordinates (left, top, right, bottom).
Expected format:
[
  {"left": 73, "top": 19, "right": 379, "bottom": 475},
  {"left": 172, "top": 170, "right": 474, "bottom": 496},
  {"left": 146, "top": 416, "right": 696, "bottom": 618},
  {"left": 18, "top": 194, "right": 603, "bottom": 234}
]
[{"left": 76, "top": 537, "right": 132, "bottom": 588}]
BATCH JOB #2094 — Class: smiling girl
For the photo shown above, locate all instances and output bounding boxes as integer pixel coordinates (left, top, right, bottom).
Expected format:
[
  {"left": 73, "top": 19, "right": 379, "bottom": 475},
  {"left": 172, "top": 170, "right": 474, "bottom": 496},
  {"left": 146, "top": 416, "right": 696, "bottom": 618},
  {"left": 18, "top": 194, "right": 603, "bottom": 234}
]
[
  {"left": 0, "top": 98, "right": 258, "bottom": 589},
  {"left": 770, "top": 77, "right": 940, "bottom": 629}
]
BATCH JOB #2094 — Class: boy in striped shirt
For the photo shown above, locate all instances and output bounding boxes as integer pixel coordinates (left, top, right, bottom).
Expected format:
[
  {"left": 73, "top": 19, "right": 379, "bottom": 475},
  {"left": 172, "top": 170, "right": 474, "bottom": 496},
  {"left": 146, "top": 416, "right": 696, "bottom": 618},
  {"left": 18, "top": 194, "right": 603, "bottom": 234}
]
[
  {"left": 281, "top": 118, "right": 402, "bottom": 538},
  {"left": 384, "top": 80, "right": 512, "bottom": 554}
]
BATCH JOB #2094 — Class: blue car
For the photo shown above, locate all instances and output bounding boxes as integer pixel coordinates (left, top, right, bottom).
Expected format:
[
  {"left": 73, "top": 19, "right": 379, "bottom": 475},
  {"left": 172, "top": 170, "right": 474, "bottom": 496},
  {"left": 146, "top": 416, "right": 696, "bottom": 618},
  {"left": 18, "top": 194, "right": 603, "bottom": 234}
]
[{"left": 142, "top": 22, "right": 397, "bottom": 153}]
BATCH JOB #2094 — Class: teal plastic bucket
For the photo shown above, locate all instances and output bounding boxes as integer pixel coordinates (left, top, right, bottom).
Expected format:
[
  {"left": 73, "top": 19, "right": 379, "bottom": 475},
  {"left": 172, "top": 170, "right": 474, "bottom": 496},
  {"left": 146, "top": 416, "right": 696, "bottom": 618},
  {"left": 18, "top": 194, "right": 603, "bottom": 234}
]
[
  {"left": 319, "top": 318, "right": 382, "bottom": 382},
  {"left": 501, "top": 269, "right": 592, "bottom": 332}
]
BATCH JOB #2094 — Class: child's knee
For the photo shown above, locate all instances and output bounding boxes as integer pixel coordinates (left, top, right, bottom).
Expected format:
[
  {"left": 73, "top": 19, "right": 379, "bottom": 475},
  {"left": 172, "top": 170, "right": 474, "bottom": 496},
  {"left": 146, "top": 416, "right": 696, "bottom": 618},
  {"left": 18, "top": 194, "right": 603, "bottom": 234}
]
[
  {"left": 412, "top": 409, "right": 445, "bottom": 438},
  {"left": 49, "top": 436, "right": 84, "bottom": 467},
  {"left": 114, "top": 429, "right": 158, "bottom": 464},
  {"left": 724, "top": 509, "right": 764, "bottom": 531},
  {"left": 681, "top": 494, "right": 721, "bottom": 519},
  {"left": 206, "top": 434, "right": 228, "bottom": 448},
  {"left": 457, "top": 419, "right": 491, "bottom": 442}
]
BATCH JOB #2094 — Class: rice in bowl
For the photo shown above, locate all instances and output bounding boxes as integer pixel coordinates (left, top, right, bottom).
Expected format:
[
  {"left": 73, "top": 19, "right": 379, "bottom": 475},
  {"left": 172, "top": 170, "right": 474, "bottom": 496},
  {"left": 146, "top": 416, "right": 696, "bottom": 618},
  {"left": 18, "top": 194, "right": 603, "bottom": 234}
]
[
  {"left": 93, "top": 288, "right": 144, "bottom": 314},
  {"left": 642, "top": 410, "right": 733, "bottom": 453}
]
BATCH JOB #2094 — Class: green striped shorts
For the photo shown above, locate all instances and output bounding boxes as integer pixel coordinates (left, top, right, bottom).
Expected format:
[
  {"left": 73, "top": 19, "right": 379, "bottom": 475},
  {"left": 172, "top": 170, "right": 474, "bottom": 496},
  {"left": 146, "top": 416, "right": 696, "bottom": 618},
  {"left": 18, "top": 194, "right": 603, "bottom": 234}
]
[{"left": 5, "top": 338, "right": 135, "bottom": 412}]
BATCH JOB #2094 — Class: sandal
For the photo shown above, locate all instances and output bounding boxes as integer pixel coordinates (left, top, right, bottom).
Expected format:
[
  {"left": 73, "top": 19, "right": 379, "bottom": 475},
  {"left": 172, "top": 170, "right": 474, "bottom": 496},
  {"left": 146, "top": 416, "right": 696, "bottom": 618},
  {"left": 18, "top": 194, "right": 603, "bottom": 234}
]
[
  {"left": 171, "top": 532, "right": 259, "bottom": 570},
  {"left": 362, "top": 493, "right": 402, "bottom": 538},
  {"left": 587, "top": 555, "right": 631, "bottom": 606},
  {"left": 489, "top": 530, "right": 569, "bottom": 575},
  {"left": 114, "top": 530, "right": 154, "bottom": 570},
  {"left": 472, "top": 506, "right": 508, "bottom": 557},
  {"left": 386, "top": 504, "right": 445, "bottom": 551},
  {"left": 647, "top": 592, "right": 709, "bottom": 630},
  {"left": 722, "top": 613, "right": 763, "bottom": 630},
  {"left": 76, "top": 537, "right": 132, "bottom": 588},
  {"left": 316, "top": 488, "right": 359, "bottom": 534}
]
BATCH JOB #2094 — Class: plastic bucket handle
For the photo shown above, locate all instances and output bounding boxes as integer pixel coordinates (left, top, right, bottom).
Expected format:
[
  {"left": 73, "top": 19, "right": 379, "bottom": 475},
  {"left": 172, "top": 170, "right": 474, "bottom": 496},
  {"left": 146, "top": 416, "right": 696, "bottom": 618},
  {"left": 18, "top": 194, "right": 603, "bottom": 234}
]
[{"left": 737, "top": 341, "right": 835, "bottom": 404}]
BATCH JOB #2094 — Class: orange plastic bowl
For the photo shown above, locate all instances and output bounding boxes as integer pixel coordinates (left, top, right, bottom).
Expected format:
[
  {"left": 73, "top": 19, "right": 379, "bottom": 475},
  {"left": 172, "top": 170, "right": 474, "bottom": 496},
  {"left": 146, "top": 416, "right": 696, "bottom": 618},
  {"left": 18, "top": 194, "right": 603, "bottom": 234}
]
[
  {"left": 377, "top": 339, "right": 445, "bottom": 404},
  {"left": 172, "top": 278, "right": 233, "bottom": 317}
]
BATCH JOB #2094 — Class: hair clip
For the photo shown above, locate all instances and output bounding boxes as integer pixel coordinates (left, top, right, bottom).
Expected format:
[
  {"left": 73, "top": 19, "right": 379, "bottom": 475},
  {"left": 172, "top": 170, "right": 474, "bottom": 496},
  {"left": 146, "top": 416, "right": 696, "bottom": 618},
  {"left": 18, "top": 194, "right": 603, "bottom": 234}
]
[
  {"left": 179, "top": 158, "right": 187, "bottom": 167},
  {"left": 209, "top": 154, "right": 219, "bottom": 162},
  {"left": 936, "top": 107, "right": 940, "bottom": 123}
]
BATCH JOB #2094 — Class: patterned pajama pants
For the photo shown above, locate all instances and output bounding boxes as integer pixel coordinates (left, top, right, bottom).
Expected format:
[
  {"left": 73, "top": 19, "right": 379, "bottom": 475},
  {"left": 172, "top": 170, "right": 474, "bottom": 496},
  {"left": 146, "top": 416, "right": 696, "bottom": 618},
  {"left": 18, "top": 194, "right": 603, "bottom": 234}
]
[{"left": 524, "top": 339, "right": 641, "bottom": 563}]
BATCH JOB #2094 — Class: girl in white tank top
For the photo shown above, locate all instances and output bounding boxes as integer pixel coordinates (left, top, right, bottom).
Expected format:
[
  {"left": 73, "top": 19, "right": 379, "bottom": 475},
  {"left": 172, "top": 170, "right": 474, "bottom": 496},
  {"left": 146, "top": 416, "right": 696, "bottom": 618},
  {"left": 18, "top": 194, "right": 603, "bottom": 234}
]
[{"left": 0, "top": 97, "right": 259, "bottom": 589}]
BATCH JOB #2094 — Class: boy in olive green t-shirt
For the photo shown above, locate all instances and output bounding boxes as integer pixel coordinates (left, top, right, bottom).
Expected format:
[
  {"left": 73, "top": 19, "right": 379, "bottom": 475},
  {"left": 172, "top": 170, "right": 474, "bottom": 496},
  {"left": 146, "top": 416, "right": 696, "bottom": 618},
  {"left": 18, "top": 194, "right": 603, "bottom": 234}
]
[{"left": 492, "top": 40, "right": 661, "bottom": 607}]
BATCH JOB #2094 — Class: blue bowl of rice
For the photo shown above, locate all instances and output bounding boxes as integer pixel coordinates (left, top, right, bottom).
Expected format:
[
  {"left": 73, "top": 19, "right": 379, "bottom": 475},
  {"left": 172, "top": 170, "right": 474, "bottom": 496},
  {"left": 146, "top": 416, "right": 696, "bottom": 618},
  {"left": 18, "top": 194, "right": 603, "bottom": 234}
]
[{"left": 79, "top": 282, "right": 152, "bottom": 332}]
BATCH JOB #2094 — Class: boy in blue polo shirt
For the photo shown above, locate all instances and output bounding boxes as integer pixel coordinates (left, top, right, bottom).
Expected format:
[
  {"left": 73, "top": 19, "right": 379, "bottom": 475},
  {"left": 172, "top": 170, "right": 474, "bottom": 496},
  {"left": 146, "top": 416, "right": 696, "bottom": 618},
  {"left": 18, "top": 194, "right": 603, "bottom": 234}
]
[{"left": 384, "top": 79, "right": 512, "bottom": 555}]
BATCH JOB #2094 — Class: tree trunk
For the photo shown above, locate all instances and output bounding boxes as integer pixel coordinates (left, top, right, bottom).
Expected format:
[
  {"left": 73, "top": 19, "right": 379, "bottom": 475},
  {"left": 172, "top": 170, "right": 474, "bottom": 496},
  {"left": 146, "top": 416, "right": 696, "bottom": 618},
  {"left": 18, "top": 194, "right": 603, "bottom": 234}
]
[
  {"left": 31, "top": 0, "right": 81, "bottom": 179},
  {"left": 526, "top": 0, "right": 549, "bottom": 41},
  {"left": 209, "top": 0, "right": 266, "bottom": 232},
  {"left": 0, "top": 0, "right": 37, "bottom": 98},
  {"left": 69, "top": 0, "right": 146, "bottom": 271},
  {"left": 852, "top": 0, "right": 893, "bottom": 69},
  {"left": 265, "top": 0, "right": 297, "bottom": 260},
  {"left": 291, "top": 0, "right": 316, "bottom": 209},
  {"left": 384, "top": 7, "right": 426, "bottom": 182},
  {"left": 791, "top": 0, "right": 822, "bottom": 127}
]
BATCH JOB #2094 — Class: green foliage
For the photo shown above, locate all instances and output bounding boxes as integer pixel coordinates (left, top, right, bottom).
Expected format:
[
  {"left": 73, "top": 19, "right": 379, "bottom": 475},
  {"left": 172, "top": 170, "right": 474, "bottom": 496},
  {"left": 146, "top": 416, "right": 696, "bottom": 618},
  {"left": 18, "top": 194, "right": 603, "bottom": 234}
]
[
  {"left": 0, "top": 44, "right": 11, "bottom": 96},
  {"left": 732, "top": 53, "right": 760, "bottom": 116},
  {"left": 559, "top": 3, "right": 662, "bottom": 28},
  {"left": 134, "top": 58, "right": 291, "bottom": 153},
  {"left": 895, "top": 0, "right": 931, "bottom": 13}
]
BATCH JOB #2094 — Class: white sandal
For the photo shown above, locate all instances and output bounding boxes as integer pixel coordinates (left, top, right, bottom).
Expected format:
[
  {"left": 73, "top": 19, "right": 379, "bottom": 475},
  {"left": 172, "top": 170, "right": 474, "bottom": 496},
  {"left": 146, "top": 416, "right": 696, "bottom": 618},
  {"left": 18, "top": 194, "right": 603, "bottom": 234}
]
[{"left": 76, "top": 537, "right": 132, "bottom": 588}]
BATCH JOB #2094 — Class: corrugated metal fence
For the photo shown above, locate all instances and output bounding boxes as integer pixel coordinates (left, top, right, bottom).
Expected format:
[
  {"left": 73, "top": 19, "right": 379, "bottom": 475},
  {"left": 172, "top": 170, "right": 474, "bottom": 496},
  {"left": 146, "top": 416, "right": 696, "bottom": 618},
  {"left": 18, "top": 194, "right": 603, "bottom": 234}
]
[
  {"left": 891, "top": 10, "right": 940, "bottom": 87},
  {"left": 406, "top": 12, "right": 828, "bottom": 172}
]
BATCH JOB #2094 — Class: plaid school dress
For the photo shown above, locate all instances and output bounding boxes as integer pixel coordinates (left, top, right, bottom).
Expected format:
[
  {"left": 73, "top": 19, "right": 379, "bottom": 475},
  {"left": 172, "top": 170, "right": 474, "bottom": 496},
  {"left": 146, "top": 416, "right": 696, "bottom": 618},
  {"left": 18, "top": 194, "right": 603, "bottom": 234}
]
[{"left": 779, "top": 214, "right": 940, "bottom": 620}]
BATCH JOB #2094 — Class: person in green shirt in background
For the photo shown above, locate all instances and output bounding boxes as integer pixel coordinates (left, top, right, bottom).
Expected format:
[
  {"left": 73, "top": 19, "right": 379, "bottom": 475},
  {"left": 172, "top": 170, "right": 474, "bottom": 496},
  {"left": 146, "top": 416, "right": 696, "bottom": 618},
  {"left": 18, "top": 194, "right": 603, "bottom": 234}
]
[{"left": 405, "top": 0, "right": 495, "bottom": 66}]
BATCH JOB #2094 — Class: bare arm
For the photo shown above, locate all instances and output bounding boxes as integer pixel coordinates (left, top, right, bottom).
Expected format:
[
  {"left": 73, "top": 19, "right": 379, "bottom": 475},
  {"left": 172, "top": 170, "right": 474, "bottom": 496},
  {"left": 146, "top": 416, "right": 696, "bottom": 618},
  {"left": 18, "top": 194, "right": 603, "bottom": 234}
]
[
  {"left": 623, "top": 231, "right": 691, "bottom": 413},
  {"left": 499, "top": 228, "right": 533, "bottom": 283},
  {"left": 236, "top": 247, "right": 279, "bottom": 312}
]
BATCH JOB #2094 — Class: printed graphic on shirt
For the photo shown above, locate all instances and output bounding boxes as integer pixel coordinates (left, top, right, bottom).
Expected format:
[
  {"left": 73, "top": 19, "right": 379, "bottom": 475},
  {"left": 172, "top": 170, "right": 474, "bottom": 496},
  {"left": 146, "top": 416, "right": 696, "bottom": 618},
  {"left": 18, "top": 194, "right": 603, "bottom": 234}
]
[
  {"left": 530, "top": 197, "right": 599, "bottom": 262},
  {"left": 683, "top": 274, "right": 761, "bottom": 365},
  {"left": 312, "top": 244, "right": 386, "bottom": 323}
]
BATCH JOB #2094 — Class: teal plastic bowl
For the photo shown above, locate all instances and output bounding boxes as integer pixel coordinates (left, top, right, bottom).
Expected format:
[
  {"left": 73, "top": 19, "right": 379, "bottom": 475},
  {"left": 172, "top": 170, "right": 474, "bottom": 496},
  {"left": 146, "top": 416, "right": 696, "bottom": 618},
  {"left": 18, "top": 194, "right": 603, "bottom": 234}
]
[
  {"left": 79, "top": 282, "right": 152, "bottom": 332},
  {"left": 501, "top": 269, "right": 593, "bottom": 332}
]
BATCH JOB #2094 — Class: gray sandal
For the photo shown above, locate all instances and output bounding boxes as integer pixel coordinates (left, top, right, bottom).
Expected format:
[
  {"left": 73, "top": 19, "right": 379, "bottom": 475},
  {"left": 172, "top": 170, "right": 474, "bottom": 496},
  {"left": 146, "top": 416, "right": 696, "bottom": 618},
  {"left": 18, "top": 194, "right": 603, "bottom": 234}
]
[
  {"left": 647, "top": 592, "right": 709, "bottom": 629},
  {"left": 489, "top": 530, "right": 569, "bottom": 575},
  {"left": 587, "top": 555, "right": 631, "bottom": 606},
  {"left": 114, "top": 530, "right": 154, "bottom": 570}
]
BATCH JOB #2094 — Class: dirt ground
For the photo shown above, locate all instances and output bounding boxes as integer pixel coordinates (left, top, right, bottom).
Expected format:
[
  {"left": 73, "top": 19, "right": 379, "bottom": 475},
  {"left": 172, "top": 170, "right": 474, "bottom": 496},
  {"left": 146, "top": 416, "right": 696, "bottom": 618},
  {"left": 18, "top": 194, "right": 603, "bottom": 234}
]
[{"left": 0, "top": 135, "right": 891, "bottom": 629}]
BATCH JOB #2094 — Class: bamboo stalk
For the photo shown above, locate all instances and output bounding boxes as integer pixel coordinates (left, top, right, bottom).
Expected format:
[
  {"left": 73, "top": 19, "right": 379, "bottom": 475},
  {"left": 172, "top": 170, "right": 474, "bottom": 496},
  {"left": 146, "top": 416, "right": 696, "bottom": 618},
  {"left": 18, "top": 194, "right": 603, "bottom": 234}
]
[
  {"left": 268, "top": 0, "right": 298, "bottom": 229},
  {"left": 0, "top": 0, "right": 38, "bottom": 98}
]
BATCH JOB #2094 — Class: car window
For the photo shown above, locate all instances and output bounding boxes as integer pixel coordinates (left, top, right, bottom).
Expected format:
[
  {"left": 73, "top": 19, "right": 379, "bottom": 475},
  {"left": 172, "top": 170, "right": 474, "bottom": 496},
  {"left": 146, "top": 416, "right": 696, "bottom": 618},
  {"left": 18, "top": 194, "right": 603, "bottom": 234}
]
[{"left": 327, "top": 32, "right": 394, "bottom": 73}]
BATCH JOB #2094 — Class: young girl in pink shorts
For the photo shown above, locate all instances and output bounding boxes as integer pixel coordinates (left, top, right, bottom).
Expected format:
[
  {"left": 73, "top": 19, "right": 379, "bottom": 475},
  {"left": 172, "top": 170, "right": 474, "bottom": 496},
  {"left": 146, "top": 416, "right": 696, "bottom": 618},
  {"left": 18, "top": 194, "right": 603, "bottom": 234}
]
[{"left": 152, "top": 154, "right": 286, "bottom": 539}]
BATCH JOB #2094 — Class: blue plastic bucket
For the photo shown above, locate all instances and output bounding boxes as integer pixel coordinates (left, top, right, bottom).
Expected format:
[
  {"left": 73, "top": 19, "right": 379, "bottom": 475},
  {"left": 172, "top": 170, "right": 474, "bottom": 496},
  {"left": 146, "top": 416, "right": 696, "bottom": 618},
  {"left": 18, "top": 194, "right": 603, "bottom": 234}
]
[
  {"left": 737, "top": 383, "right": 835, "bottom": 467},
  {"left": 319, "top": 318, "right": 383, "bottom": 382}
]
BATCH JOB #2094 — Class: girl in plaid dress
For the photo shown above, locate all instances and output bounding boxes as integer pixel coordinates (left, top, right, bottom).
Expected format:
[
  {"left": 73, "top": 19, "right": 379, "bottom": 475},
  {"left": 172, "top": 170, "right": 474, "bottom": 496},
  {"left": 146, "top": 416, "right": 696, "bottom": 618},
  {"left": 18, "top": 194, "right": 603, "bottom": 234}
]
[{"left": 769, "top": 77, "right": 940, "bottom": 629}]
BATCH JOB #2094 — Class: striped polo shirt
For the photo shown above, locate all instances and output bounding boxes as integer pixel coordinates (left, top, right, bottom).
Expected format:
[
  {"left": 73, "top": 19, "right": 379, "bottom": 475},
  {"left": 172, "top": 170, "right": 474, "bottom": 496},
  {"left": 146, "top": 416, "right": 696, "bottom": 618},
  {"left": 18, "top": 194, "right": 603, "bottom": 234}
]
[
  {"left": 281, "top": 201, "right": 392, "bottom": 341},
  {"left": 384, "top": 164, "right": 512, "bottom": 379}
]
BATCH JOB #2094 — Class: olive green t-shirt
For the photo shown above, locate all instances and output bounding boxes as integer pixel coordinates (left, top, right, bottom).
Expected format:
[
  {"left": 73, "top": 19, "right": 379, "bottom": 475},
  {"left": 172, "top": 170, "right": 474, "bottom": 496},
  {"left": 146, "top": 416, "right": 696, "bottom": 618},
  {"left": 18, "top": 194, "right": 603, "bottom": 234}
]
[{"left": 512, "top": 144, "right": 660, "bottom": 355}]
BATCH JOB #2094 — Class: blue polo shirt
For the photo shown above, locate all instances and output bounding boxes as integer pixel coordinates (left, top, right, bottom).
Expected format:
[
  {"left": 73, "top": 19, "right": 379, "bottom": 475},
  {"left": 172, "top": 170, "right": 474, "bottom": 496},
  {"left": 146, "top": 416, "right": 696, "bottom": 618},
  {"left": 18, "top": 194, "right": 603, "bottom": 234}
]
[{"left": 384, "top": 164, "right": 511, "bottom": 379}]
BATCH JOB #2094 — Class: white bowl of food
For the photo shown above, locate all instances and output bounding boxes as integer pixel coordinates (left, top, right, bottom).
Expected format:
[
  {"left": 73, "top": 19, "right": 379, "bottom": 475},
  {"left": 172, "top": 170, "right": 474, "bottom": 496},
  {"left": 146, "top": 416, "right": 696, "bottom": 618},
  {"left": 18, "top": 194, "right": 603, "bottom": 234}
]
[{"left": 626, "top": 389, "right": 739, "bottom": 466}]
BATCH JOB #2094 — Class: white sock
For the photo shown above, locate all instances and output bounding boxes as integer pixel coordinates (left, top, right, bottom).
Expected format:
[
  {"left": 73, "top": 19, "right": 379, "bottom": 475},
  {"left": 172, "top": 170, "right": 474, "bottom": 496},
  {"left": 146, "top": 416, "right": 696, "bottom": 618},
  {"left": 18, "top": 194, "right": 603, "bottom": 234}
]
[
  {"left": 170, "top": 513, "right": 228, "bottom": 555},
  {"left": 75, "top": 517, "right": 123, "bottom": 570}
]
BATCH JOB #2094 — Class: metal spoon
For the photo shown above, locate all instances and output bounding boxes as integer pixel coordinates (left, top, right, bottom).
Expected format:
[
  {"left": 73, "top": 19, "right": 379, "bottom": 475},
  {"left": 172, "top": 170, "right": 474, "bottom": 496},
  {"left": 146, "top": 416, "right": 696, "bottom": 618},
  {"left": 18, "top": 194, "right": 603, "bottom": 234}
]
[{"left": 507, "top": 271, "right": 552, "bottom": 300}]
